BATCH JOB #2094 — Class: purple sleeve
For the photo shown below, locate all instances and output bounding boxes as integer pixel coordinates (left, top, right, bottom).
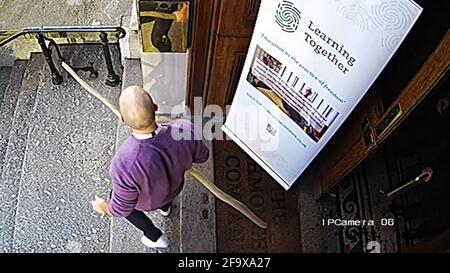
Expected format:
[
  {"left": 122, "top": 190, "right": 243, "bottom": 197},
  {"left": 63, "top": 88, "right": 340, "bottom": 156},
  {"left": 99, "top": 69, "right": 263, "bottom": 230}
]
[
  {"left": 189, "top": 120, "right": 209, "bottom": 163},
  {"left": 193, "top": 140, "right": 209, "bottom": 164},
  {"left": 108, "top": 164, "right": 139, "bottom": 218}
]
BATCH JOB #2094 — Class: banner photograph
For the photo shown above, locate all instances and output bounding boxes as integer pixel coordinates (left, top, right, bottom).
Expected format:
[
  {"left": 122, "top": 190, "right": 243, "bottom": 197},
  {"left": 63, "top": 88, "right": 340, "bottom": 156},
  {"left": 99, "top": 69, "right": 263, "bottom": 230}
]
[
  {"left": 247, "top": 45, "right": 340, "bottom": 142},
  {"left": 223, "top": 0, "right": 423, "bottom": 189}
]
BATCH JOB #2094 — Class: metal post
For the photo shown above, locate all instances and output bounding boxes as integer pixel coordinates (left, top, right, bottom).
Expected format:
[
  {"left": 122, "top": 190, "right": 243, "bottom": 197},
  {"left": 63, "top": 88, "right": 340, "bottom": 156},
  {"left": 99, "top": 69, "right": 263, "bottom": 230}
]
[
  {"left": 36, "top": 33, "right": 63, "bottom": 85},
  {"left": 99, "top": 32, "right": 120, "bottom": 87}
]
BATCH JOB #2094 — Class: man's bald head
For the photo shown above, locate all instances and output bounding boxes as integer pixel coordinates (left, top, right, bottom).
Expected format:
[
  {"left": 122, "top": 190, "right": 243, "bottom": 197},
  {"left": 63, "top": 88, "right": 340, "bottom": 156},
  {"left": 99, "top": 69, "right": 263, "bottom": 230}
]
[{"left": 119, "top": 85, "right": 156, "bottom": 130}]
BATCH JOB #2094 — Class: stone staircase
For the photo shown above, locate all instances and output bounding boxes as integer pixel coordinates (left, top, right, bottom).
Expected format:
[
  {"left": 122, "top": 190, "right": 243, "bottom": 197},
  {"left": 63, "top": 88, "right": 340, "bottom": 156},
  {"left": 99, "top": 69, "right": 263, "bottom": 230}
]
[{"left": 0, "top": 43, "right": 216, "bottom": 253}]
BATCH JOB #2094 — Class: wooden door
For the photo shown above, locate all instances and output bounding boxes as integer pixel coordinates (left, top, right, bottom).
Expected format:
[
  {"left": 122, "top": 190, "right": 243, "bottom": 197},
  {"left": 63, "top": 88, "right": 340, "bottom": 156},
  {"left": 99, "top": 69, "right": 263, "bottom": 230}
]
[{"left": 187, "top": 0, "right": 260, "bottom": 111}]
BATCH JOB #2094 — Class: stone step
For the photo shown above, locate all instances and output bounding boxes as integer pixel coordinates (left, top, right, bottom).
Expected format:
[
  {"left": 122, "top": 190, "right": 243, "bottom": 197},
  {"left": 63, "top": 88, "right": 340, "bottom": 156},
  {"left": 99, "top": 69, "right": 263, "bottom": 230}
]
[
  {"left": 181, "top": 140, "right": 217, "bottom": 253},
  {"left": 0, "top": 60, "right": 27, "bottom": 179},
  {"left": 11, "top": 45, "right": 122, "bottom": 253},
  {"left": 122, "top": 59, "right": 143, "bottom": 89},
  {"left": 119, "top": 15, "right": 141, "bottom": 61},
  {"left": 0, "top": 55, "right": 42, "bottom": 253},
  {"left": 0, "top": 0, "right": 131, "bottom": 30},
  {"left": 0, "top": 66, "right": 12, "bottom": 109},
  {"left": 0, "top": 61, "right": 28, "bottom": 253}
]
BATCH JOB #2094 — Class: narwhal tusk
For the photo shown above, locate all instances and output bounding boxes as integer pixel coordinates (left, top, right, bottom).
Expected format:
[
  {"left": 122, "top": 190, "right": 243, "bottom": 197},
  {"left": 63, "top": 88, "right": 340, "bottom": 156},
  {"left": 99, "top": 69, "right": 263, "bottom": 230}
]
[
  {"left": 188, "top": 168, "right": 267, "bottom": 229},
  {"left": 62, "top": 62, "right": 121, "bottom": 118}
]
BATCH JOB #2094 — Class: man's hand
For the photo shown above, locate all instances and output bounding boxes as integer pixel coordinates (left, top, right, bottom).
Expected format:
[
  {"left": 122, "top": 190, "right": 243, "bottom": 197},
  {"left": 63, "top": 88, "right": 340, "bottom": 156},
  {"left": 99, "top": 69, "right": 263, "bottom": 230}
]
[
  {"left": 91, "top": 195, "right": 110, "bottom": 216},
  {"left": 173, "top": 3, "right": 189, "bottom": 23}
]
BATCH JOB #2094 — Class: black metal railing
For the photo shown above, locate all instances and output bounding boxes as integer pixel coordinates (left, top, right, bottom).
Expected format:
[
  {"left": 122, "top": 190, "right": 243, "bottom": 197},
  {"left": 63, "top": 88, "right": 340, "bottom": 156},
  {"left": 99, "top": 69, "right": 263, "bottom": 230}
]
[{"left": 0, "top": 26, "right": 126, "bottom": 87}]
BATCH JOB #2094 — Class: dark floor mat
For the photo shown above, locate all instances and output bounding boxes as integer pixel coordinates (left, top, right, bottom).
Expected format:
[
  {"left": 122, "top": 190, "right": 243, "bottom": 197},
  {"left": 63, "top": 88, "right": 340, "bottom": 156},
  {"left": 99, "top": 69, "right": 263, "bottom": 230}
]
[{"left": 213, "top": 140, "right": 302, "bottom": 253}]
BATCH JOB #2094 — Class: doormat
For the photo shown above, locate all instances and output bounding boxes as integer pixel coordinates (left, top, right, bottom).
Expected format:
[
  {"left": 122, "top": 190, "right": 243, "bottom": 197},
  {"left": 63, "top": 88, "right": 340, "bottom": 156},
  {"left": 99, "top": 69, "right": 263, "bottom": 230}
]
[
  {"left": 336, "top": 167, "right": 399, "bottom": 253},
  {"left": 213, "top": 140, "right": 302, "bottom": 252}
]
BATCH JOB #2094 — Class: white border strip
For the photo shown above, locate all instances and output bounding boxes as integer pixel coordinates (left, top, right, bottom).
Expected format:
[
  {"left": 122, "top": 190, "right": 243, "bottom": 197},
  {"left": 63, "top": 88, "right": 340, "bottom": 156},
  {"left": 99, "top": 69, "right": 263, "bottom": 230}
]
[{"left": 221, "top": 125, "right": 291, "bottom": 190}]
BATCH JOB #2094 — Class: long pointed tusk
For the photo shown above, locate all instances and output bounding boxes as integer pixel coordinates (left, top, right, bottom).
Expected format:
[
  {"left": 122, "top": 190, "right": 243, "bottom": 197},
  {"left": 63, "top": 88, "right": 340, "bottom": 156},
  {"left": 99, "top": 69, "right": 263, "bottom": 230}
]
[
  {"left": 62, "top": 62, "right": 121, "bottom": 118},
  {"left": 188, "top": 168, "right": 267, "bottom": 229},
  {"left": 62, "top": 62, "right": 268, "bottom": 229}
]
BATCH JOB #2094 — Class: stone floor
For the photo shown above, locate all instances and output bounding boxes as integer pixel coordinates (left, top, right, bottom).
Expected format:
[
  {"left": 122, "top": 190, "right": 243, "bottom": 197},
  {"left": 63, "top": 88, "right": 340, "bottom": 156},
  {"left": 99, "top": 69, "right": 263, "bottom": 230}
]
[
  {"left": 0, "top": 0, "right": 132, "bottom": 30},
  {"left": 297, "top": 171, "right": 341, "bottom": 253},
  {"left": 0, "top": 45, "right": 121, "bottom": 252}
]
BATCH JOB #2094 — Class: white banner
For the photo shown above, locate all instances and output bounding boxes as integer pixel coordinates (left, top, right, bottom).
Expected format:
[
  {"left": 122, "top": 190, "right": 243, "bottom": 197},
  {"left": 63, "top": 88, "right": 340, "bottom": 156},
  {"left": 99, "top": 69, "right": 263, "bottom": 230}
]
[{"left": 222, "top": 0, "right": 422, "bottom": 190}]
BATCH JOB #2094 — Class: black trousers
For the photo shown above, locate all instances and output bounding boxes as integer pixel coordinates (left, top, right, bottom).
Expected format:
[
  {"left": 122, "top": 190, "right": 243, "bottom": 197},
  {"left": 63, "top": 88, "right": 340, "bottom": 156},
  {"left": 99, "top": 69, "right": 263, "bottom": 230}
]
[{"left": 125, "top": 203, "right": 171, "bottom": 242}]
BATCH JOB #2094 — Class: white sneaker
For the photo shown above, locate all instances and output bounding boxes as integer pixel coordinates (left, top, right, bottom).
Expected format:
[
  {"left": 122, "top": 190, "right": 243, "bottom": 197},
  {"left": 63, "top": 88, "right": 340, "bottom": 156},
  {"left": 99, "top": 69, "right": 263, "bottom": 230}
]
[
  {"left": 141, "top": 235, "right": 170, "bottom": 248},
  {"left": 158, "top": 206, "right": 171, "bottom": 217}
]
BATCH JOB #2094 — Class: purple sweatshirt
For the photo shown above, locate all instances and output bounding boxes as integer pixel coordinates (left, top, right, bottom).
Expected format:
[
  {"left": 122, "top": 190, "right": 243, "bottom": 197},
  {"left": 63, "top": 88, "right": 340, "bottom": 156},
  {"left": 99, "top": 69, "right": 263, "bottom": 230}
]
[{"left": 108, "top": 119, "right": 209, "bottom": 217}]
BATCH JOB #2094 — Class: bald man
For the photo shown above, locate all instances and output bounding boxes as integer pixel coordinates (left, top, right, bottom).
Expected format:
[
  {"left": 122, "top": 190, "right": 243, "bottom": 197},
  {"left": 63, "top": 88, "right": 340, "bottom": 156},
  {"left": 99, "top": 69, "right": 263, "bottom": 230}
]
[{"left": 94, "top": 85, "right": 209, "bottom": 248}]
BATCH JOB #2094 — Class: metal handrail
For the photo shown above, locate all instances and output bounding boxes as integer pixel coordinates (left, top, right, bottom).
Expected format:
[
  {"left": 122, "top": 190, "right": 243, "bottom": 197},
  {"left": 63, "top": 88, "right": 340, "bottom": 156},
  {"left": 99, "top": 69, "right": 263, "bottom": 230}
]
[
  {"left": 0, "top": 25, "right": 126, "bottom": 86},
  {"left": 0, "top": 25, "right": 126, "bottom": 47}
]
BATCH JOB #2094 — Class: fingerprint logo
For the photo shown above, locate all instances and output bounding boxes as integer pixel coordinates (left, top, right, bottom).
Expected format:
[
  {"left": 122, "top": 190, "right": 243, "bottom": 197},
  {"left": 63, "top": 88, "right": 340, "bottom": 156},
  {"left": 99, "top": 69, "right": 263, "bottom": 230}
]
[
  {"left": 337, "top": 5, "right": 371, "bottom": 32},
  {"left": 371, "top": 0, "right": 415, "bottom": 31},
  {"left": 381, "top": 34, "right": 401, "bottom": 52},
  {"left": 275, "top": 1, "right": 301, "bottom": 33}
]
